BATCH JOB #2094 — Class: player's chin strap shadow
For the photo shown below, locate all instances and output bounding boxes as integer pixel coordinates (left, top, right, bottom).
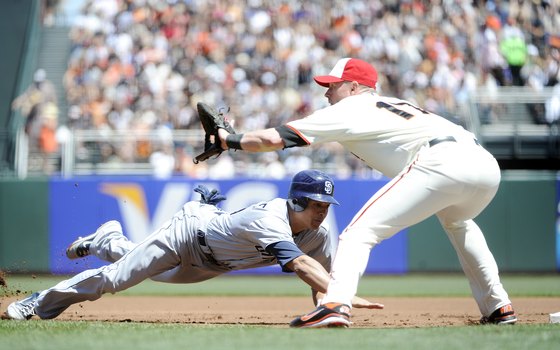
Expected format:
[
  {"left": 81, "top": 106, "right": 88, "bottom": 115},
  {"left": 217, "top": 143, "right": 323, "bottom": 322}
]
[{"left": 194, "top": 185, "right": 227, "bottom": 206}]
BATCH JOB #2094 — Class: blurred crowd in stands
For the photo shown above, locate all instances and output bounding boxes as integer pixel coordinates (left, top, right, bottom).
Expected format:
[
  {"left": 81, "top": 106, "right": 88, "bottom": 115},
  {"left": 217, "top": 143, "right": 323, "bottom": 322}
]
[
  {"left": 12, "top": 68, "right": 61, "bottom": 174},
  {"left": 15, "top": 0, "right": 560, "bottom": 178}
]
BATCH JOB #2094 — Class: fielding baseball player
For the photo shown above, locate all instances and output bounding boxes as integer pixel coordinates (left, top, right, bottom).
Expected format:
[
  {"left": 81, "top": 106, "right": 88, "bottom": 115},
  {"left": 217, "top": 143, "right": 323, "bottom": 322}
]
[
  {"left": 2, "top": 170, "right": 382, "bottom": 321},
  {"left": 214, "top": 58, "right": 516, "bottom": 328}
]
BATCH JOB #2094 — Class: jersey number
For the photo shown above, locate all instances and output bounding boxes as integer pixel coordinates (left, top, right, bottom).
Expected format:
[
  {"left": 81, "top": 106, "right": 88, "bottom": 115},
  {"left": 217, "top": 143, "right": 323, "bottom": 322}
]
[
  {"left": 230, "top": 202, "right": 267, "bottom": 216},
  {"left": 376, "top": 101, "right": 429, "bottom": 119}
]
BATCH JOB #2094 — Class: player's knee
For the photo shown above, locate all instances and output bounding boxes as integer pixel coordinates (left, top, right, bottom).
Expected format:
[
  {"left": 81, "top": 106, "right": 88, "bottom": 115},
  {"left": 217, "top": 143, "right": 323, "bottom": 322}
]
[
  {"left": 440, "top": 219, "right": 473, "bottom": 235},
  {"left": 341, "top": 226, "right": 385, "bottom": 246}
]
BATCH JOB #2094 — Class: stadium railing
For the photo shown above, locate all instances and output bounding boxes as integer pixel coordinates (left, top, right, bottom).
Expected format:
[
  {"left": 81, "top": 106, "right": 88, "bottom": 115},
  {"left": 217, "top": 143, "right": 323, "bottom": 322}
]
[{"left": 9, "top": 87, "right": 560, "bottom": 178}]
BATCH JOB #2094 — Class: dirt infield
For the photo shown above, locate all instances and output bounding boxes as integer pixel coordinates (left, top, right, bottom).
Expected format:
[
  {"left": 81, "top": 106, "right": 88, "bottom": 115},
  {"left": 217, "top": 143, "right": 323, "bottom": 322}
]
[{"left": 1, "top": 295, "right": 557, "bottom": 327}]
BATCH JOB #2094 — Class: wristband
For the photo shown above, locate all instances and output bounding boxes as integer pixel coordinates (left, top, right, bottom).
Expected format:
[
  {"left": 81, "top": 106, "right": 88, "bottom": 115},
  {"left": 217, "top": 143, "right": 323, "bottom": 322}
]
[{"left": 225, "top": 134, "right": 243, "bottom": 150}]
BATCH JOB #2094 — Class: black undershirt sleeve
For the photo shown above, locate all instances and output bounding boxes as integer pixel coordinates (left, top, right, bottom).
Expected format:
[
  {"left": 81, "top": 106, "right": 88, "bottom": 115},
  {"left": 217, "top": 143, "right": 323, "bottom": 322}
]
[{"left": 275, "top": 125, "right": 309, "bottom": 148}]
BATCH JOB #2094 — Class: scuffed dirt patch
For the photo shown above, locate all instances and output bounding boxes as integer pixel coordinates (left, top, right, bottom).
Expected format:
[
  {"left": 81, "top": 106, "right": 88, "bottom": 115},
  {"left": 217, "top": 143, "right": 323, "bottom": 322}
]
[{"left": 1, "top": 295, "right": 555, "bottom": 328}]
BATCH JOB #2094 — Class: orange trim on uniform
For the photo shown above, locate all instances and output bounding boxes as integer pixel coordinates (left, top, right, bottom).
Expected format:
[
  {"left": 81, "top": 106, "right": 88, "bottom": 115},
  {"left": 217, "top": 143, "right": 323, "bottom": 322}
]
[
  {"left": 285, "top": 125, "right": 311, "bottom": 145},
  {"left": 346, "top": 156, "right": 418, "bottom": 229}
]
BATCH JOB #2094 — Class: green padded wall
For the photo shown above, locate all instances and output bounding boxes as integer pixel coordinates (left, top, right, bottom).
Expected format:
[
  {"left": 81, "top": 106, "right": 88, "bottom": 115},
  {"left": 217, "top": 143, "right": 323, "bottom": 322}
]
[
  {"left": 408, "top": 175, "right": 557, "bottom": 272},
  {"left": 0, "top": 178, "right": 49, "bottom": 272}
]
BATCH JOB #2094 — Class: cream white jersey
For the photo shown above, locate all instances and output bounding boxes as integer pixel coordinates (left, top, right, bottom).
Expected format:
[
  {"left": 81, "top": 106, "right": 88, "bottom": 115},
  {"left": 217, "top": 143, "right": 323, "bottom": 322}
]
[
  {"left": 286, "top": 93, "right": 477, "bottom": 178},
  {"left": 286, "top": 93, "right": 511, "bottom": 315}
]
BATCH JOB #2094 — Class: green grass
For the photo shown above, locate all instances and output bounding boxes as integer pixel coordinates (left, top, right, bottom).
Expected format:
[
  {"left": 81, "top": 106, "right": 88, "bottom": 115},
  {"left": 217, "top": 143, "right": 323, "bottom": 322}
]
[
  {"left": 2, "top": 273, "right": 559, "bottom": 297},
  {"left": 1, "top": 274, "right": 559, "bottom": 350},
  {"left": 0, "top": 321, "right": 558, "bottom": 350}
]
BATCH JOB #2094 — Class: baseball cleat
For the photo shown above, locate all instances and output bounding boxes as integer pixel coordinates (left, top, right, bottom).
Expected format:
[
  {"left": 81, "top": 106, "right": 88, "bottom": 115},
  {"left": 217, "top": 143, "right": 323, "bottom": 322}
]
[
  {"left": 3, "top": 292, "right": 40, "bottom": 320},
  {"left": 66, "top": 220, "right": 121, "bottom": 259},
  {"left": 290, "top": 302, "right": 352, "bottom": 328},
  {"left": 480, "top": 304, "right": 517, "bottom": 325}
]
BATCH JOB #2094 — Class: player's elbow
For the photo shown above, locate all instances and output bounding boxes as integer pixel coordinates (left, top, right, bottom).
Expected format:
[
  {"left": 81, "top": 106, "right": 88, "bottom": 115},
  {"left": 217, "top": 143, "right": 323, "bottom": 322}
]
[
  {"left": 288, "top": 255, "right": 311, "bottom": 274},
  {"left": 245, "top": 129, "right": 284, "bottom": 151},
  {"left": 261, "top": 137, "right": 283, "bottom": 149}
]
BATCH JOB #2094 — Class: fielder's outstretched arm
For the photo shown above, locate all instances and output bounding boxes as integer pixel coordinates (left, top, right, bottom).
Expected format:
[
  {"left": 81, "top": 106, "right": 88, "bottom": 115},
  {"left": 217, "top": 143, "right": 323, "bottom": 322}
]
[{"left": 218, "top": 126, "right": 308, "bottom": 152}]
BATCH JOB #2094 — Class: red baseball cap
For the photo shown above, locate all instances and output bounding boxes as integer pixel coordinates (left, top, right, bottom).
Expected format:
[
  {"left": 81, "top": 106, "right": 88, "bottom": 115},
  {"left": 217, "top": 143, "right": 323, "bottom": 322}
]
[{"left": 314, "top": 58, "right": 378, "bottom": 88}]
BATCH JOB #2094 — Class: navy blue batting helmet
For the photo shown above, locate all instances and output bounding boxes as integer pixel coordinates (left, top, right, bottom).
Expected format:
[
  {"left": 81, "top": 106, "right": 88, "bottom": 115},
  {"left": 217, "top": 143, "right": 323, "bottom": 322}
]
[{"left": 288, "top": 170, "right": 339, "bottom": 212}]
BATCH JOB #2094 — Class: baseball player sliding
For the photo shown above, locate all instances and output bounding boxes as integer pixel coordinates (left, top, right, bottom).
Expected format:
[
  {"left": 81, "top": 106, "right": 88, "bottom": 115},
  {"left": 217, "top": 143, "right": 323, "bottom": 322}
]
[
  {"left": 211, "top": 58, "right": 516, "bottom": 328},
  {"left": 2, "top": 170, "right": 382, "bottom": 321}
]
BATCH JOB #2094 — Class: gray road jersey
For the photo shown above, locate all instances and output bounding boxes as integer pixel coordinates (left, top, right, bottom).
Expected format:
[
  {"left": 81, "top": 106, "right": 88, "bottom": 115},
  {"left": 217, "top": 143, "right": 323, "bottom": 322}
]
[{"left": 204, "top": 198, "right": 334, "bottom": 271}]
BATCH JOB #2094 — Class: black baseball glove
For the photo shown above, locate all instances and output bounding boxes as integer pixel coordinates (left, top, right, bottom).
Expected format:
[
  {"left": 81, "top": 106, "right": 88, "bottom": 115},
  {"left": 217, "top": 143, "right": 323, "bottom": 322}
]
[
  {"left": 193, "top": 102, "right": 235, "bottom": 164},
  {"left": 193, "top": 102, "right": 236, "bottom": 164}
]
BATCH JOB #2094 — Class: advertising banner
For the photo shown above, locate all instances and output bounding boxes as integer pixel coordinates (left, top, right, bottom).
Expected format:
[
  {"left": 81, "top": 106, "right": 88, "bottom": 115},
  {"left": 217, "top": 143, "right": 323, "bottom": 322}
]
[{"left": 49, "top": 177, "right": 407, "bottom": 275}]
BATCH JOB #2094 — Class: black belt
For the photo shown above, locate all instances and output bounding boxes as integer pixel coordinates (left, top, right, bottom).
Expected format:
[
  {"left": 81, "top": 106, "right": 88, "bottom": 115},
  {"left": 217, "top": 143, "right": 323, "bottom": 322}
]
[
  {"left": 428, "top": 136, "right": 456, "bottom": 147},
  {"left": 428, "top": 136, "right": 480, "bottom": 147},
  {"left": 197, "top": 230, "right": 217, "bottom": 262}
]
